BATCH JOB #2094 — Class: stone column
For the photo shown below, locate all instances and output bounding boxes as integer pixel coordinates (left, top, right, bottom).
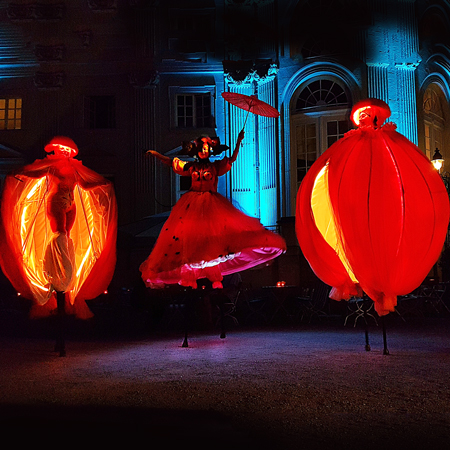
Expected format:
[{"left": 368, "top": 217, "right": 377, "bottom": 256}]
[
  {"left": 367, "top": 63, "right": 389, "bottom": 105},
  {"left": 365, "top": 0, "right": 420, "bottom": 143},
  {"left": 224, "top": 72, "right": 258, "bottom": 218},
  {"left": 224, "top": 62, "right": 279, "bottom": 226},
  {"left": 130, "top": 72, "right": 159, "bottom": 219}
]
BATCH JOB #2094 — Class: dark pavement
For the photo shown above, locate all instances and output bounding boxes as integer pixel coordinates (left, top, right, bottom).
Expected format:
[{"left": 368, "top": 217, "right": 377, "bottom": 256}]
[{"left": 0, "top": 295, "right": 450, "bottom": 449}]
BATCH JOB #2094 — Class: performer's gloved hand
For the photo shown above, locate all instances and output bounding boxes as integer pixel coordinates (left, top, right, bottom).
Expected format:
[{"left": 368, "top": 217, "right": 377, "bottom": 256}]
[{"left": 146, "top": 150, "right": 172, "bottom": 166}]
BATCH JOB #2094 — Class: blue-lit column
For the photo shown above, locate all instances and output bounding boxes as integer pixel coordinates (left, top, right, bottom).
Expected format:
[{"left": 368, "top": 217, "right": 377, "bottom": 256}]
[
  {"left": 257, "top": 69, "right": 278, "bottom": 228},
  {"left": 224, "top": 74, "right": 258, "bottom": 218},
  {"left": 367, "top": 63, "right": 389, "bottom": 104},
  {"left": 365, "top": 0, "right": 420, "bottom": 143},
  {"left": 394, "top": 62, "right": 419, "bottom": 143},
  {"left": 224, "top": 65, "right": 279, "bottom": 227}
]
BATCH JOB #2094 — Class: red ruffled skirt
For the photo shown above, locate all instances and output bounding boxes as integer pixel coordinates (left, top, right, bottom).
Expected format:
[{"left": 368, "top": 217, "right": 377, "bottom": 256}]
[{"left": 140, "top": 190, "right": 286, "bottom": 288}]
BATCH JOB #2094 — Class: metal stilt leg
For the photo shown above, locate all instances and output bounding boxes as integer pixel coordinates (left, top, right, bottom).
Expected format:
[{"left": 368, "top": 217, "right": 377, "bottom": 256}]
[
  {"left": 55, "top": 291, "right": 66, "bottom": 357},
  {"left": 382, "top": 316, "right": 389, "bottom": 355},
  {"left": 182, "top": 329, "right": 189, "bottom": 347},
  {"left": 364, "top": 322, "right": 371, "bottom": 351},
  {"left": 219, "top": 302, "right": 226, "bottom": 339}
]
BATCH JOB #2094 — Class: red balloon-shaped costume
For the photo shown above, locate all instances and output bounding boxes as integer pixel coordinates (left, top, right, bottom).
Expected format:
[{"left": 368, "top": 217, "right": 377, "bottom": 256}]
[
  {"left": 140, "top": 134, "right": 286, "bottom": 289},
  {"left": 296, "top": 99, "right": 450, "bottom": 316},
  {"left": 0, "top": 137, "right": 118, "bottom": 319}
]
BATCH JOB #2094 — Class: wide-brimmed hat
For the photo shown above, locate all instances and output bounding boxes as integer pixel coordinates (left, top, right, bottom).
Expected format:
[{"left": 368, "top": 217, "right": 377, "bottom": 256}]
[{"left": 181, "top": 135, "right": 229, "bottom": 157}]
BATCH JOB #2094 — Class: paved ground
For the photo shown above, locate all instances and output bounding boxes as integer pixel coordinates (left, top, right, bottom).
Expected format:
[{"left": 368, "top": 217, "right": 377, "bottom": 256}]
[{"left": 0, "top": 304, "right": 449, "bottom": 449}]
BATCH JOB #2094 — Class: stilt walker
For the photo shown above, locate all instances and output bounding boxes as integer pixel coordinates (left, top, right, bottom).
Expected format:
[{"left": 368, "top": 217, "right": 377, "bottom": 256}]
[
  {"left": 142, "top": 126, "right": 286, "bottom": 346},
  {"left": 296, "top": 99, "right": 449, "bottom": 354},
  {"left": 0, "top": 136, "right": 118, "bottom": 355}
]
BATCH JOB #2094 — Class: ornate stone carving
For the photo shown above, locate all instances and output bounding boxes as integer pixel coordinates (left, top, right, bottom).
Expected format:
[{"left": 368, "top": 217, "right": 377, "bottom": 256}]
[
  {"left": 76, "top": 30, "right": 93, "bottom": 48},
  {"left": 34, "top": 72, "right": 65, "bottom": 90},
  {"left": 34, "top": 45, "right": 65, "bottom": 61},
  {"left": 223, "top": 60, "right": 278, "bottom": 85}
]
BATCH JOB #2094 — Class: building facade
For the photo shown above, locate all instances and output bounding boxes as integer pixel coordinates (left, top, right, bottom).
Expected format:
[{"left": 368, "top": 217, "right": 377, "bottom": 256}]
[{"left": 1, "top": 0, "right": 449, "bottom": 284}]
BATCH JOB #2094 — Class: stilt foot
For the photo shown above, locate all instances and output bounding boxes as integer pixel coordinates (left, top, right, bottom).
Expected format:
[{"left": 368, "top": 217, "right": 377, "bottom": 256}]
[
  {"left": 54, "top": 341, "right": 66, "bottom": 357},
  {"left": 364, "top": 326, "right": 370, "bottom": 352}
]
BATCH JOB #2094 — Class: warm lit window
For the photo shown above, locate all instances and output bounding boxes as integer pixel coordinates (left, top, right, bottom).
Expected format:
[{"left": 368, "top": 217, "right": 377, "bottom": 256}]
[
  {"left": 85, "top": 95, "right": 116, "bottom": 129},
  {"left": 176, "top": 93, "right": 211, "bottom": 128},
  {"left": 0, "top": 98, "right": 22, "bottom": 130}
]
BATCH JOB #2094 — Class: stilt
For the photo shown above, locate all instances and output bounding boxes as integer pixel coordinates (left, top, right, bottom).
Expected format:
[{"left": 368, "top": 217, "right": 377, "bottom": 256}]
[
  {"left": 382, "top": 315, "right": 389, "bottom": 355},
  {"left": 364, "top": 321, "right": 371, "bottom": 351},
  {"left": 220, "top": 302, "right": 226, "bottom": 339},
  {"left": 362, "top": 308, "right": 371, "bottom": 351},
  {"left": 182, "top": 289, "right": 190, "bottom": 347},
  {"left": 54, "top": 291, "right": 66, "bottom": 357},
  {"left": 182, "top": 329, "right": 189, "bottom": 348}
]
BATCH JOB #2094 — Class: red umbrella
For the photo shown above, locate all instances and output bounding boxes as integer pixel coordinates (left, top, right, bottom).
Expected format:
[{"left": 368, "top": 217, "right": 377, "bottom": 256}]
[{"left": 222, "top": 92, "right": 279, "bottom": 129}]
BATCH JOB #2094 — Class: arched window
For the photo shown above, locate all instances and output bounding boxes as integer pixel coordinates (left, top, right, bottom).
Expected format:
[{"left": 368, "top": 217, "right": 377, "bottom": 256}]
[
  {"left": 290, "top": 78, "right": 351, "bottom": 212},
  {"left": 423, "top": 84, "right": 446, "bottom": 162},
  {"left": 295, "top": 79, "right": 348, "bottom": 110}
]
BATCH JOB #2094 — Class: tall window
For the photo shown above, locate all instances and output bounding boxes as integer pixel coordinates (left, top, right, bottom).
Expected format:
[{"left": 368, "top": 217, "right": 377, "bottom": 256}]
[
  {"left": 423, "top": 84, "right": 445, "bottom": 161},
  {"left": 176, "top": 93, "right": 211, "bottom": 128},
  {"left": 326, "top": 119, "right": 349, "bottom": 147},
  {"left": 295, "top": 123, "right": 317, "bottom": 183},
  {"left": 85, "top": 95, "right": 116, "bottom": 129},
  {"left": 0, "top": 98, "right": 22, "bottom": 130},
  {"left": 291, "top": 78, "right": 351, "bottom": 211}
]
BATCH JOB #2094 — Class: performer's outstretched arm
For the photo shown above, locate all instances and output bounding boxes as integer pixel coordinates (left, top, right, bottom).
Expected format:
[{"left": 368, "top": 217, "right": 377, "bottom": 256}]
[
  {"left": 147, "top": 150, "right": 172, "bottom": 166},
  {"left": 19, "top": 167, "right": 49, "bottom": 179},
  {"left": 229, "top": 130, "right": 245, "bottom": 164}
]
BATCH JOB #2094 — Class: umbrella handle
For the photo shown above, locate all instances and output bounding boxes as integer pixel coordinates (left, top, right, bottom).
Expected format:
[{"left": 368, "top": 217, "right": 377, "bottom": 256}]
[{"left": 242, "top": 109, "right": 251, "bottom": 130}]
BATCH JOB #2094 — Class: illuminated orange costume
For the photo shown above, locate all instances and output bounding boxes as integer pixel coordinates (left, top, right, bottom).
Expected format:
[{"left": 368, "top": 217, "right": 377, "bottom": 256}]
[
  {"left": 0, "top": 137, "right": 118, "bottom": 318},
  {"left": 141, "top": 133, "right": 286, "bottom": 289}
]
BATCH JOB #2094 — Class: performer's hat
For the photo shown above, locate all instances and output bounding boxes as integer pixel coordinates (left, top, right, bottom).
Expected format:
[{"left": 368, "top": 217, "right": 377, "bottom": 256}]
[
  {"left": 182, "top": 135, "right": 229, "bottom": 157},
  {"left": 45, "top": 136, "right": 79, "bottom": 157}
]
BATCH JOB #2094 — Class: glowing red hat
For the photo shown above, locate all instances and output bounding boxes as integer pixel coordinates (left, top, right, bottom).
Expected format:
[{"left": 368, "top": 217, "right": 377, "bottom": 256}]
[
  {"left": 351, "top": 98, "right": 391, "bottom": 128},
  {"left": 44, "top": 136, "right": 79, "bottom": 157}
]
